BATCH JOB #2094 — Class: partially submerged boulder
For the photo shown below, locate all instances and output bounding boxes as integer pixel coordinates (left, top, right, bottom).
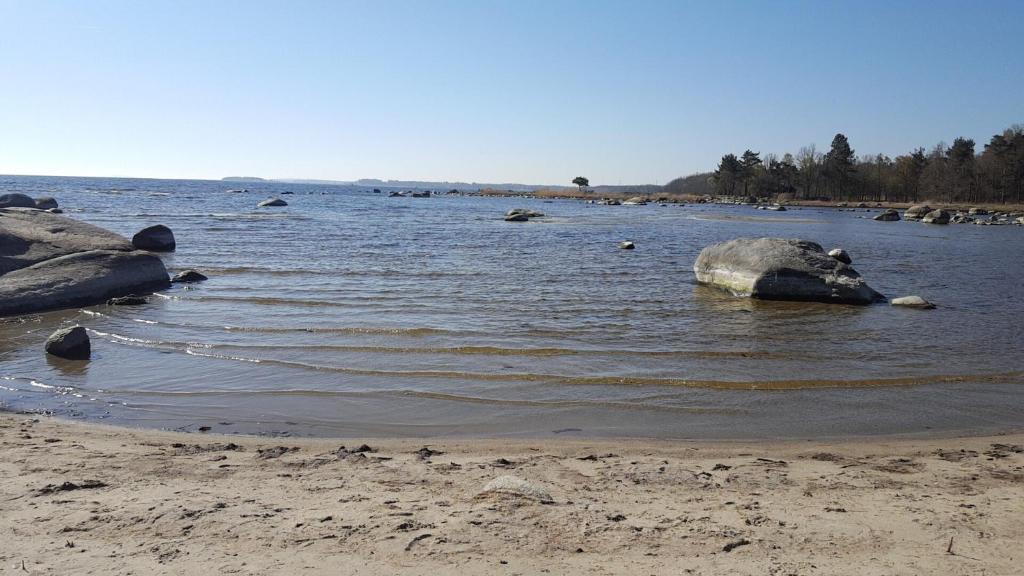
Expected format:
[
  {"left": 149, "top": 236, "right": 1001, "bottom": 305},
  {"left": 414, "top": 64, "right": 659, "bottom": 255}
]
[
  {"left": 171, "top": 269, "right": 208, "bottom": 283},
  {"left": 132, "top": 224, "right": 176, "bottom": 251},
  {"left": 0, "top": 250, "right": 170, "bottom": 317},
  {"left": 1, "top": 208, "right": 133, "bottom": 275},
  {"left": 874, "top": 209, "right": 901, "bottom": 221},
  {"left": 693, "top": 238, "right": 884, "bottom": 305},
  {"left": 0, "top": 193, "right": 36, "bottom": 208},
  {"left": 45, "top": 325, "right": 91, "bottom": 356},
  {"left": 258, "top": 197, "right": 287, "bottom": 207},
  {"left": 45, "top": 326, "right": 91, "bottom": 360},
  {"left": 921, "top": 209, "right": 950, "bottom": 225},
  {"left": 107, "top": 295, "right": 148, "bottom": 306},
  {"left": 618, "top": 241, "right": 635, "bottom": 250},
  {"left": 34, "top": 197, "right": 58, "bottom": 210},
  {"left": 904, "top": 205, "right": 932, "bottom": 221},
  {"left": 890, "top": 295, "right": 936, "bottom": 309}
]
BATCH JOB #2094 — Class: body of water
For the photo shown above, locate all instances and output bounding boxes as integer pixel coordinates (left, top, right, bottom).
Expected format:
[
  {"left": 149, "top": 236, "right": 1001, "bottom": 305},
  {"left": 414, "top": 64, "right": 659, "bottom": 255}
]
[{"left": 2, "top": 175, "right": 1023, "bottom": 438}]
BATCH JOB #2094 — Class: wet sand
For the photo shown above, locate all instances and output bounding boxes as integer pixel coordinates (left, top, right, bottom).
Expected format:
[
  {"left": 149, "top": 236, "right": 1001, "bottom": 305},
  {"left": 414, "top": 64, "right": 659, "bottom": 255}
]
[{"left": 2, "top": 413, "right": 1022, "bottom": 575}]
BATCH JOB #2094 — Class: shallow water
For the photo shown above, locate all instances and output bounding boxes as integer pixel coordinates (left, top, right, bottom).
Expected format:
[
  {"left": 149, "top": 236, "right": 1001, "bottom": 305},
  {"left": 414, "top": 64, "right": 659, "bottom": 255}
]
[{"left": 2, "top": 175, "right": 1023, "bottom": 438}]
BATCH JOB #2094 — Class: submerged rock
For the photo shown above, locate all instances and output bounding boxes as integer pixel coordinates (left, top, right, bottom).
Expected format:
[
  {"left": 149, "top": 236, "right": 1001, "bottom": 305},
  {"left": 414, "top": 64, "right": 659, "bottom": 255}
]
[
  {"left": 107, "top": 295, "right": 148, "bottom": 306},
  {"left": 0, "top": 193, "right": 36, "bottom": 208},
  {"left": 890, "top": 295, "right": 936, "bottom": 309},
  {"left": 132, "top": 224, "right": 176, "bottom": 251},
  {"left": 478, "top": 475, "right": 553, "bottom": 503},
  {"left": 618, "top": 241, "right": 635, "bottom": 250},
  {"left": 874, "top": 209, "right": 900, "bottom": 221},
  {"left": 45, "top": 326, "right": 90, "bottom": 360},
  {"left": 827, "top": 248, "right": 852, "bottom": 264},
  {"left": 693, "top": 238, "right": 884, "bottom": 305},
  {"left": 171, "top": 269, "right": 208, "bottom": 283},
  {"left": 258, "top": 197, "right": 288, "bottom": 207}
]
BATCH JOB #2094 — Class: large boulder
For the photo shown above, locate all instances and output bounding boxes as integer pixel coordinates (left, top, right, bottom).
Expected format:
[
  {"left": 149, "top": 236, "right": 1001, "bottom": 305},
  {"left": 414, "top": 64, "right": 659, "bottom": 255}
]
[
  {"left": 874, "top": 209, "right": 901, "bottom": 221},
  {"left": 45, "top": 326, "right": 90, "bottom": 360},
  {"left": 904, "top": 205, "right": 932, "bottom": 221},
  {"left": 0, "top": 250, "right": 170, "bottom": 317},
  {"left": 132, "top": 224, "right": 176, "bottom": 251},
  {"left": 0, "top": 208, "right": 133, "bottom": 275},
  {"left": 34, "top": 197, "right": 58, "bottom": 210},
  {"left": 0, "top": 193, "right": 36, "bottom": 208},
  {"left": 693, "top": 238, "right": 884, "bottom": 305},
  {"left": 921, "top": 209, "right": 950, "bottom": 225}
]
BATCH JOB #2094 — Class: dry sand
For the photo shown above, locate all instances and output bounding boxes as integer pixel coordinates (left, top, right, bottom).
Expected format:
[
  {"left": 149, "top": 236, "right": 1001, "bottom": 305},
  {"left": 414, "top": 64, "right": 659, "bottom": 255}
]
[{"left": 1, "top": 413, "right": 1022, "bottom": 575}]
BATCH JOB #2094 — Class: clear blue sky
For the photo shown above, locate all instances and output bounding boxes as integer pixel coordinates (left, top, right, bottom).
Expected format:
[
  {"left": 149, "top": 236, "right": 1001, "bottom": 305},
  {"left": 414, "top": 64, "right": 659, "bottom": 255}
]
[{"left": 1, "top": 0, "right": 1022, "bottom": 185}]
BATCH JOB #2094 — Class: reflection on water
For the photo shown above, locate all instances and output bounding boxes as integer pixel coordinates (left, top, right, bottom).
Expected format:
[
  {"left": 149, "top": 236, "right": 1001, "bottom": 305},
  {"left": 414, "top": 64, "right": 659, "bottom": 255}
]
[{"left": 1, "top": 174, "right": 1024, "bottom": 438}]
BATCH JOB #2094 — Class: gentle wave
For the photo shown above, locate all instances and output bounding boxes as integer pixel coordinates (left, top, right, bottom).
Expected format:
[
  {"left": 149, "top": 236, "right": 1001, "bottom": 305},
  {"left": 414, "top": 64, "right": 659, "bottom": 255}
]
[
  {"left": 177, "top": 348, "right": 1024, "bottom": 390},
  {"left": 89, "top": 330, "right": 784, "bottom": 358}
]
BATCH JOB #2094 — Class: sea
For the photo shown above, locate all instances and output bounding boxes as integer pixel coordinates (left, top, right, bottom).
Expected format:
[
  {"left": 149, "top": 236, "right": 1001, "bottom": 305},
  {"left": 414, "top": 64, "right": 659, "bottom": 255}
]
[{"left": 2, "top": 175, "right": 1023, "bottom": 439}]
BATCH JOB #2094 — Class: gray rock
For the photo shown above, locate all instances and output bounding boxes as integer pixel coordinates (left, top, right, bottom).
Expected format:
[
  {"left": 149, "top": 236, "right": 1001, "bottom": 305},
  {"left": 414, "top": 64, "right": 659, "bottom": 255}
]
[
  {"left": 873, "top": 209, "right": 900, "bottom": 221},
  {"left": 258, "top": 197, "right": 288, "bottom": 207},
  {"left": 47, "top": 208, "right": 63, "bottom": 214},
  {"left": 904, "top": 205, "right": 932, "bottom": 221},
  {"left": 506, "top": 208, "right": 543, "bottom": 219},
  {"left": 504, "top": 213, "right": 529, "bottom": 222},
  {"left": 618, "top": 241, "right": 635, "bottom": 250},
  {"left": 0, "top": 193, "right": 36, "bottom": 208},
  {"left": 479, "top": 475, "right": 553, "bottom": 503},
  {"left": 45, "top": 326, "right": 90, "bottom": 360},
  {"left": 890, "top": 295, "right": 935, "bottom": 309},
  {"left": 693, "top": 238, "right": 884, "bottom": 305},
  {"left": 764, "top": 205, "right": 787, "bottom": 211},
  {"left": 171, "top": 269, "right": 208, "bottom": 283},
  {"left": 1, "top": 208, "right": 134, "bottom": 275},
  {"left": 34, "top": 197, "right": 58, "bottom": 210},
  {"left": 622, "top": 197, "right": 647, "bottom": 205},
  {"left": 828, "top": 248, "right": 852, "bottom": 264},
  {"left": 969, "top": 207, "right": 988, "bottom": 215},
  {"left": 0, "top": 250, "right": 170, "bottom": 317},
  {"left": 132, "top": 224, "right": 176, "bottom": 251},
  {"left": 921, "top": 209, "right": 950, "bottom": 225}
]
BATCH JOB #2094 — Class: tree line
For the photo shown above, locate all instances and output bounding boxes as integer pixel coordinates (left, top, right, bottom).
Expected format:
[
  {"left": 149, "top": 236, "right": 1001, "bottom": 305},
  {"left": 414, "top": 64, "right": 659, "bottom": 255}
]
[{"left": 664, "top": 123, "right": 1024, "bottom": 205}]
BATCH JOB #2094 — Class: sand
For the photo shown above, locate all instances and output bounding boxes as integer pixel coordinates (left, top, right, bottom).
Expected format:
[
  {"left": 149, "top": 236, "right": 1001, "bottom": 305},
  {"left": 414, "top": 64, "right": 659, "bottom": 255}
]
[{"left": 1, "top": 414, "right": 1022, "bottom": 575}]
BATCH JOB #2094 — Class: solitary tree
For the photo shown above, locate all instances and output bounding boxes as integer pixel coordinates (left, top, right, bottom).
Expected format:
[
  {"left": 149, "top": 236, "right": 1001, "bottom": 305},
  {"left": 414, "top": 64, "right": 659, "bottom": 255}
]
[
  {"left": 712, "top": 154, "right": 743, "bottom": 195},
  {"left": 572, "top": 176, "right": 590, "bottom": 192},
  {"left": 824, "top": 133, "right": 856, "bottom": 198}
]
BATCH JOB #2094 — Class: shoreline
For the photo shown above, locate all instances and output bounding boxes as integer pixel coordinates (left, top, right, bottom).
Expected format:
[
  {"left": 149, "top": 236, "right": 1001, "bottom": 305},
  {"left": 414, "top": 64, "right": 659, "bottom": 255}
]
[{"left": 4, "top": 413, "right": 1022, "bottom": 575}]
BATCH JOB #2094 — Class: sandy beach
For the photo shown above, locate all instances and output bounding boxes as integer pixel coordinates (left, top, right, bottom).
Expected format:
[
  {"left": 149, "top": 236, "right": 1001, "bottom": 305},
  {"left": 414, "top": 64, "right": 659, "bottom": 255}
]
[{"left": 1, "top": 414, "right": 1021, "bottom": 575}]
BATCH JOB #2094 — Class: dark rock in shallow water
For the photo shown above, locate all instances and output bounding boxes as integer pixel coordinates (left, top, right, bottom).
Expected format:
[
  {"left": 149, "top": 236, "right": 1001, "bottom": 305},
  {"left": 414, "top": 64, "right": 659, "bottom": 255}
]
[
  {"left": 618, "top": 241, "right": 635, "bottom": 250},
  {"left": 45, "top": 326, "right": 90, "bottom": 360},
  {"left": 171, "top": 269, "right": 208, "bottom": 283},
  {"left": 874, "top": 209, "right": 900, "bottom": 221},
  {"left": 132, "top": 224, "right": 176, "bottom": 251},
  {"left": 107, "top": 295, "right": 148, "bottom": 306},
  {"left": 34, "top": 197, "right": 58, "bottom": 210},
  {"left": 693, "top": 237, "right": 884, "bottom": 305},
  {"left": 0, "top": 208, "right": 134, "bottom": 275},
  {"left": 0, "top": 250, "right": 170, "bottom": 317},
  {"left": 504, "top": 212, "right": 530, "bottom": 222},
  {"left": 258, "top": 197, "right": 288, "bottom": 207},
  {"left": 0, "top": 193, "right": 36, "bottom": 208}
]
